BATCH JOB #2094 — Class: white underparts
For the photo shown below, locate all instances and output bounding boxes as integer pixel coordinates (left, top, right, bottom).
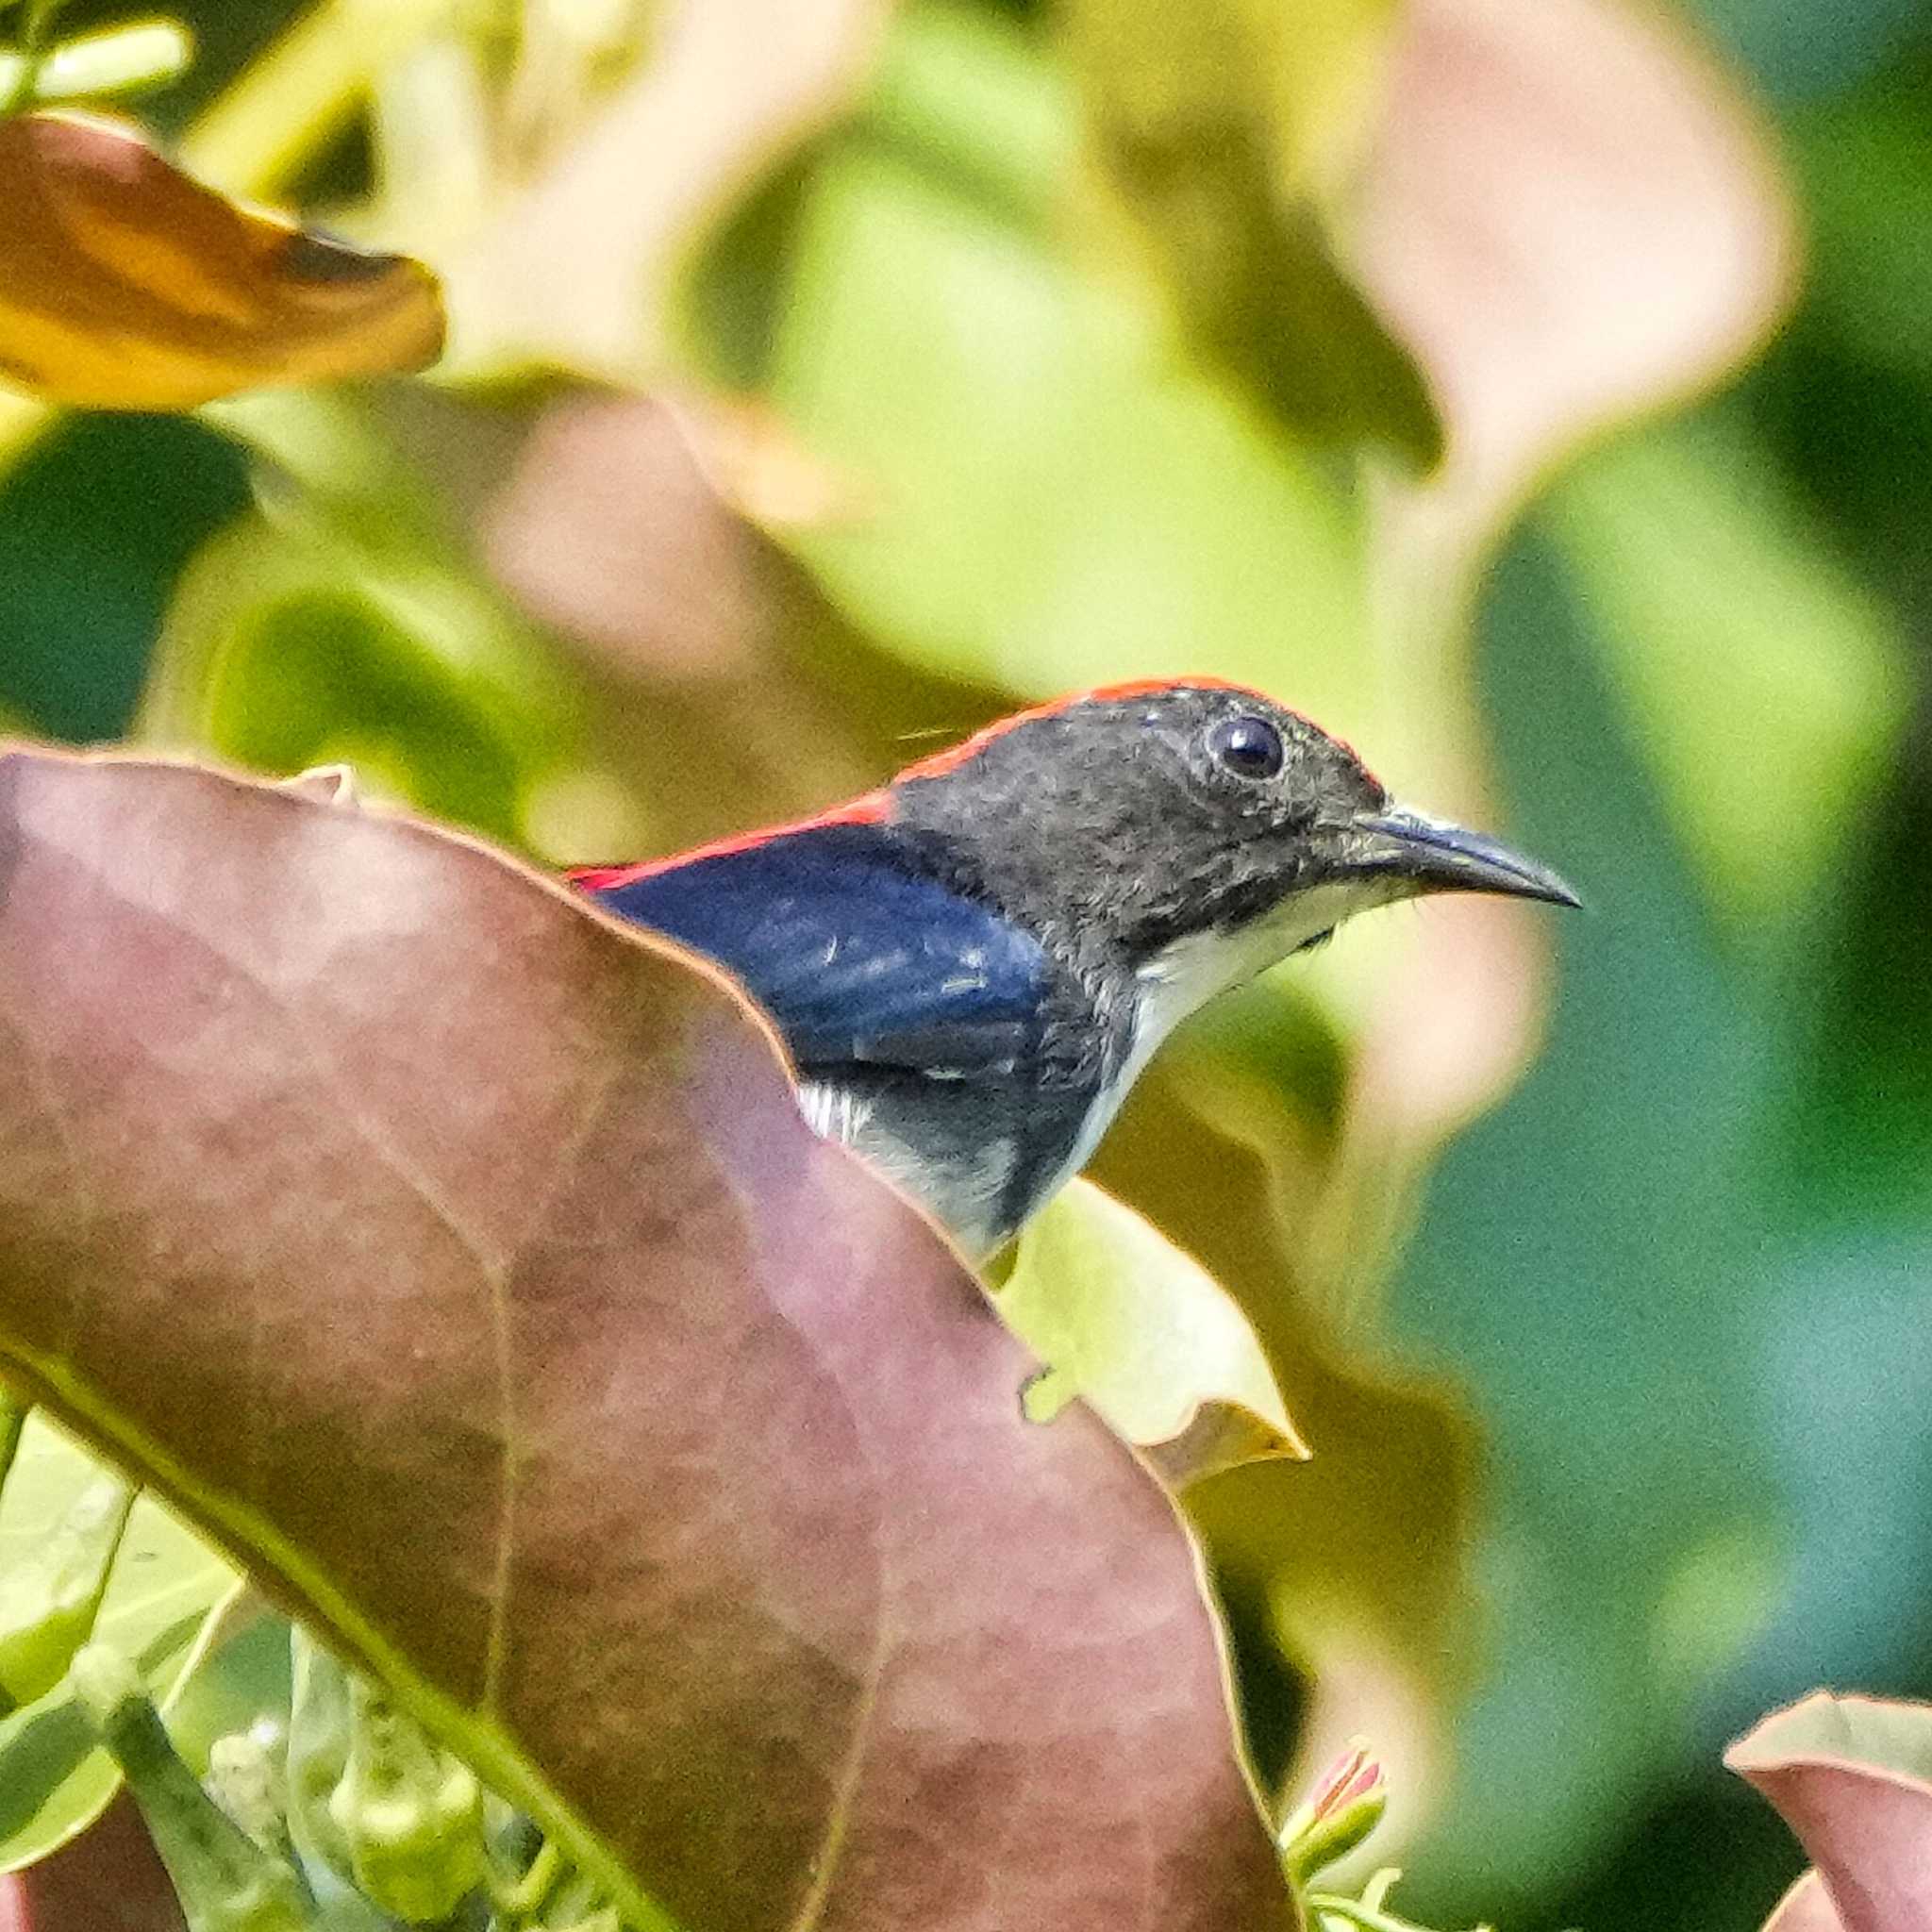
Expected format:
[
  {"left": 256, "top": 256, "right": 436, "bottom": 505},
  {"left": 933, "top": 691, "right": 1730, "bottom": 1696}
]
[
  {"left": 795, "top": 876, "right": 1408, "bottom": 1257},
  {"left": 1091, "top": 876, "right": 1409, "bottom": 1162}
]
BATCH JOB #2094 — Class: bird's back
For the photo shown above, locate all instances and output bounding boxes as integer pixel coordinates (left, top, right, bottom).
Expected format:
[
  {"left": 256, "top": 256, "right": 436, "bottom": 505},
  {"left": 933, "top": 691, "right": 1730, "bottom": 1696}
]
[{"left": 578, "top": 818, "right": 1117, "bottom": 1253}]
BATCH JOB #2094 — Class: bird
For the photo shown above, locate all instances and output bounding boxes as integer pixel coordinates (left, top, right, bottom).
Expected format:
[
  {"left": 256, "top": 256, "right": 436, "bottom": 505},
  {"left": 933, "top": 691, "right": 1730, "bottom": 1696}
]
[{"left": 571, "top": 679, "right": 1577, "bottom": 1257}]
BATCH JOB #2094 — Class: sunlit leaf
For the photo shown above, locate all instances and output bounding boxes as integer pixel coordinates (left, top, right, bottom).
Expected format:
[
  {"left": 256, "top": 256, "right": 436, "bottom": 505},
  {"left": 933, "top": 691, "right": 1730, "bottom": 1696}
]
[
  {"left": 998, "top": 1178, "right": 1307, "bottom": 1487},
  {"left": 0, "top": 1420, "right": 240, "bottom": 1873},
  {"left": 758, "top": 6, "right": 1374, "bottom": 738},
  {"left": 445, "top": 0, "right": 890, "bottom": 381},
  {"left": 1547, "top": 417, "right": 1909, "bottom": 930},
  {"left": 0, "top": 748, "right": 1293, "bottom": 1932},
  {"left": 1728, "top": 1691, "right": 1932, "bottom": 1932},
  {"left": 0, "top": 111, "right": 443, "bottom": 409},
  {"left": 0, "top": 23, "right": 192, "bottom": 109}
]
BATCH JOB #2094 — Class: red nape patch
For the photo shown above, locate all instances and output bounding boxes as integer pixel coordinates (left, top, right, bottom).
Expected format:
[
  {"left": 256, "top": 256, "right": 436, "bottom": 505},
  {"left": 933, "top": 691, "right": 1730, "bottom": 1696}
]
[{"left": 567, "top": 789, "right": 893, "bottom": 892}]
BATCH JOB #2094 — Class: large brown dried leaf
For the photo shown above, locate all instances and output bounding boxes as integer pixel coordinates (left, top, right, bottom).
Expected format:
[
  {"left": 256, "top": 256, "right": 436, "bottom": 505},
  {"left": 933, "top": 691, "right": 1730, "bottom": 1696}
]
[
  {"left": 0, "top": 112, "right": 443, "bottom": 409},
  {"left": 0, "top": 749, "right": 1291, "bottom": 1932},
  {"left": 1727, "top": 1692, "right": 1932, "bottom": 1932}
]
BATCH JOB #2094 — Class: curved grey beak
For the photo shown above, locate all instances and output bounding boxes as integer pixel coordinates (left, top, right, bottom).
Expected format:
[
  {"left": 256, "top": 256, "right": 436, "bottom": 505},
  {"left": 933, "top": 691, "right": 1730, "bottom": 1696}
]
[{"left": 1348, "top": 808, "right": 1581, "bottom": 909}]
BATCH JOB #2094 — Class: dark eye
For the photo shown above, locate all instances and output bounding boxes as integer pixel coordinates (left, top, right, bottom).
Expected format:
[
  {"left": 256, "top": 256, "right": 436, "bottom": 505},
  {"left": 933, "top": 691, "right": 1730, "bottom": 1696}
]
[{"left": 1207, "top": 714, "right": 1284, "bottom": 780}]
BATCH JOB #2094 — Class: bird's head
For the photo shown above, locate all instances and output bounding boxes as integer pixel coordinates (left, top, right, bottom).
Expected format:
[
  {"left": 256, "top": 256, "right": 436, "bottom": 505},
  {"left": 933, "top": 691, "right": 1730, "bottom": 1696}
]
[{"left": 889, "top": 678, "right": 1577, "bottom": 998}]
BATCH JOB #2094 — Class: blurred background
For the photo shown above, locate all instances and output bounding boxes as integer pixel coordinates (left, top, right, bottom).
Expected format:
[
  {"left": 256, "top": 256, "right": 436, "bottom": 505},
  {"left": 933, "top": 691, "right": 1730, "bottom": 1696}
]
[{"left": 2, "top": 0, "right": 1928, "bottom": 1924}]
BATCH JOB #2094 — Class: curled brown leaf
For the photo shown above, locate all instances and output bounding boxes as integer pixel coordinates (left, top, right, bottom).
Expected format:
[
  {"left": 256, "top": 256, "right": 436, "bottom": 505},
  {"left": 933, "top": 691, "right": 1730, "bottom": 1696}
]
[
  {"left": 0, "top": 112, "right": 443, "bottom": 409},
  {"left": 1727, "top": 1690, "right": 1932, "bottom": 1932}
]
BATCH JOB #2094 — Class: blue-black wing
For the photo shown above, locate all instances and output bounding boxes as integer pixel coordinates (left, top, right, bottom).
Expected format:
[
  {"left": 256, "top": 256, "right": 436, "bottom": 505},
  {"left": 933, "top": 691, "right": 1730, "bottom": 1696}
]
[{"left": 585, "top": 821, "right": 1052, "bottom": 1078}]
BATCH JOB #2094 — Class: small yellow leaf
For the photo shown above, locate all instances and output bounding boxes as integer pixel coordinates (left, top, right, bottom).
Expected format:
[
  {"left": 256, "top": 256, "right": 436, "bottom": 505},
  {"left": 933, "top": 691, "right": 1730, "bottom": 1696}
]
[
  {"left": 998, "top": 1177, "right": 1309, "bottom": 1486},
  {"left": 0, "top": 111, "right": 444, "bottom": 409}
]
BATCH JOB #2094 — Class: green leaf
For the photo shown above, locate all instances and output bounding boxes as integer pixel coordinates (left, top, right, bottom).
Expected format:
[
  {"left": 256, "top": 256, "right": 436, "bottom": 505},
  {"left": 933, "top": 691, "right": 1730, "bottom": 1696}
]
[
  {"left": 140, "top": 490, "right": 610, "bottom": 861},
  {"left": 69, "top": 1641, "right": 316, "bottom": 1932},
  {"left": 0, "top": 22, "right": 193, "bottom": 107},
  {"left": 0, "top": 1471, "right": 133, "bottom": 1710},
  {"left": 0, "top": 1418, "right": 241, "bottom": 1872},
  {"left": 998, "top": 1178, "right": 1307, "bottom": 1486},
  {"left": 1057, "top": 0, "right": 1441, "bottom": 463},
  {"left": 1791, "top": 87, "right": 1932, "bottom": 385},
  {"left": 1546, "top": 416, "right": 1909, "bottom": 933},
  {"left": 758, "top": 7, "right": 1377, "bottom": 739}
]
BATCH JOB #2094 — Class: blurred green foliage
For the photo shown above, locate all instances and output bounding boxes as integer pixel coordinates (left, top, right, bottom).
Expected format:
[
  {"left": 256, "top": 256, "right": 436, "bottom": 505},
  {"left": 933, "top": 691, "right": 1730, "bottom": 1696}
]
[
  {"left": 2, "top": 1, "right": 1931, "bottom": 1927},
  {"left": 0, "top": 416, "right": 243, "bottom": 739}
]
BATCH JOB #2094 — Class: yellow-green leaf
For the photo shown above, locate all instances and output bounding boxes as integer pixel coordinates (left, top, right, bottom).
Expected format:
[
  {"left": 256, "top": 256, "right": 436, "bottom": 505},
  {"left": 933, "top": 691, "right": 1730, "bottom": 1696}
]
[
  {"left": 1548, "top": 418, "right": 1909, "bottom": 930},
  {"left": 0, "top": 1418, "right": 242, "bottom": 1872},
  {"left": 0, "top": 111, "right": 443, "bottom": 409},
  {"left": 997, "top": 1178, "right": 1308, "bottom": 1486}
]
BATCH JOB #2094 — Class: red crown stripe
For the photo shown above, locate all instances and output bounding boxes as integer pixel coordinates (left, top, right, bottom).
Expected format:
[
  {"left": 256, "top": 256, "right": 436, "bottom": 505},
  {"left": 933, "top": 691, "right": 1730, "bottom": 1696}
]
[
  {"left": 891, "top": 677, "right": 1259, "bottom": 783},
  {"left": 570, "top": 678, "right": 1372, "bottom": 891},
  {"left": 568, "top": 789, "right": 894, "bottom": 891},
  {"left": 888, "top": 676, "right": 1369, "bottom": 782}
]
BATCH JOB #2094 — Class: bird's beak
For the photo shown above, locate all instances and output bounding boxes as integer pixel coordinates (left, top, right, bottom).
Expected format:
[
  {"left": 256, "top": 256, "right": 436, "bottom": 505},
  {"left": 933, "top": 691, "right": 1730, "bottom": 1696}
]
[{"left": 1344, "top": 807, "right": 1582, "bottom": 909}]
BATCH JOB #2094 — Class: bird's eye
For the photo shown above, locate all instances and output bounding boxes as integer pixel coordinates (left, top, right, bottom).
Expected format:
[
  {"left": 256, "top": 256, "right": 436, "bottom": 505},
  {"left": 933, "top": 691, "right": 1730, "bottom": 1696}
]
[{"left": 1207, "top": 714, "right": 1285, "bottom": 781}]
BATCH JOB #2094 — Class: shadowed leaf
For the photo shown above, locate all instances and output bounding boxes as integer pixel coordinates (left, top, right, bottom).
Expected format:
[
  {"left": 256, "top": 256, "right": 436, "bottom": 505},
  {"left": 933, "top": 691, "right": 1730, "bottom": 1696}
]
[
  {"left": 0, "top": 748, "right": 1293, "bottom": 1932},
  {"left": 998, "top": 1178, "right": 1308, "bottom": 1487},
  {"left": 1727, "top": 1691, "right": 1932, "bottom": 1932},
  {"left": 1057, "top": 0, "right": 1441, "bottom": 464},
  {"left": 0, "top": 112, "right": 443, "bottom": 409}
]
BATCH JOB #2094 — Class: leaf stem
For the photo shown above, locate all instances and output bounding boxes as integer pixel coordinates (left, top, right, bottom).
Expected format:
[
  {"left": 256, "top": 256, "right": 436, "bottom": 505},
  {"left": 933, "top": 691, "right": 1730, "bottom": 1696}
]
[
  {"left": 1307, "top": 1894, "right": 1497, "bottom": 1932},
  {"left": 182, "top": 0, "right": 460, "bottom": 196},
  {"left": 0, "top": 1389, "right": 25, "bottom": 1490},
  {"left": 488, "top": 1833, "right": 561, "bottom": 1920}
]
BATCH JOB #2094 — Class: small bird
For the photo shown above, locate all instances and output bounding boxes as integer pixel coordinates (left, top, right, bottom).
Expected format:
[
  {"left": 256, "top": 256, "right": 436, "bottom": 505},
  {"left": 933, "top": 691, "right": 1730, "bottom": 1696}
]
[{"left": 573, "top": 680, "right": 1577, "bottom": 1257}]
